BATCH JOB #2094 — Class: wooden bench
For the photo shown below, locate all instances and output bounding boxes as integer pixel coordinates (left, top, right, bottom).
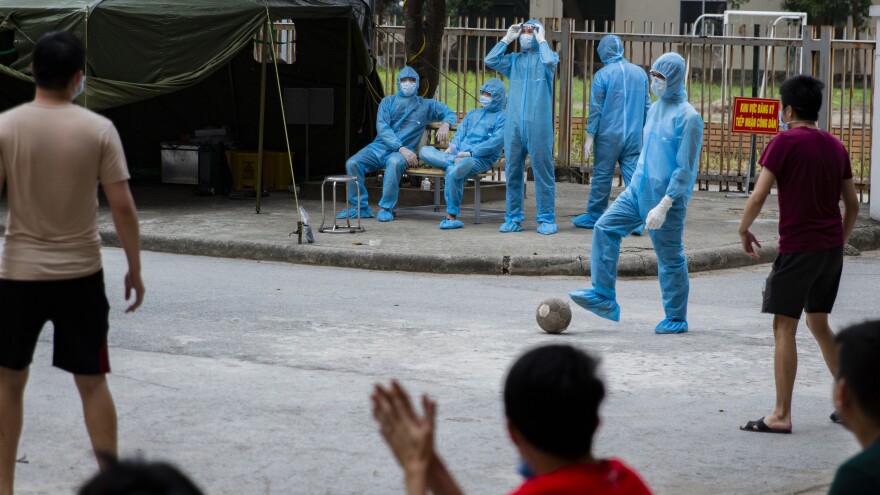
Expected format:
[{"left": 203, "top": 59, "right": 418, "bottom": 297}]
[{"left": 391, "top": 122, "right": 506, "bottom": 224}]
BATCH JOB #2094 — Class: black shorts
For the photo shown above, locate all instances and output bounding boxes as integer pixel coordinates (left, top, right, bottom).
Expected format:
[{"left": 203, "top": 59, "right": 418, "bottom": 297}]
[
  {"left": 762, "top": 246, "right": 843, "bottom": 319},
  {"left": 0, "top": 270, "right": 111, "bottom": 374}
]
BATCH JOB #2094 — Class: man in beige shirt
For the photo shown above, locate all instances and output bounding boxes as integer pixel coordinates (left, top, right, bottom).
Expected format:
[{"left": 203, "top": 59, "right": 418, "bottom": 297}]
[{"left": 0, "top": 32, "right": 144, "bottom": 494}]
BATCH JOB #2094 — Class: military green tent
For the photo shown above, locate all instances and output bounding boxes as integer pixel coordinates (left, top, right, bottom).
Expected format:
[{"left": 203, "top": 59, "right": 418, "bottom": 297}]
[{"left": 0, "top": 0, "right": 382, "bottom": 179}]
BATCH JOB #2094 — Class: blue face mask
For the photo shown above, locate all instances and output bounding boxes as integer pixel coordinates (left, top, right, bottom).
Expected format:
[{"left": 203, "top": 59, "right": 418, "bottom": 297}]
[
  {"left": 400, "top": 81, "right": 417, "bottom": 97},
  {"left": 517, "top": 459, "right": 535, "bottom": 479},
  {"left": 778, "top": 110, "right": 788, "bottom": 132},
  {"left": 519, "top": 34, "right": 534, "bottom": 50},
  {"left": 479, "top": 95, "right": 492, "bottom": 107},
  {"left": 73, "top": 75, "right": 86, "bottom": 101}
]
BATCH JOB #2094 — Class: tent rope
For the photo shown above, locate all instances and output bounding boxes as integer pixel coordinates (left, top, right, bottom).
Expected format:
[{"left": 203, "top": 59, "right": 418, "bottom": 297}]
[{"left": 264, "top": 8, "right": 301, "bottom": 212}]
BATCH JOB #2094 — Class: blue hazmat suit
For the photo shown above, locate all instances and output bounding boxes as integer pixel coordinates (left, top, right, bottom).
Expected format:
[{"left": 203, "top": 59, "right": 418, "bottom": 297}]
[
  {"left": 569, "top": 52, "right": 703, "bottom": 334},
  {"left": 572, "top": 35, "right": 650, "bottom": 232},
  {"left": 340, "top": 66, "right": 457, "bottom": 219},
  {"left": 484, "top": 19, "right": 560, "bottom": 234},
  {"left": 419, "top": 79, "right": 506, "bottom": 226}
]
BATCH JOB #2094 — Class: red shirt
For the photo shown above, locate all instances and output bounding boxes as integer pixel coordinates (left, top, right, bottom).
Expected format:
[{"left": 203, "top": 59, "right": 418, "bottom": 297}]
[
  {"left": 758, "top": 127, "right": 852, "bottom": 253},
  {"left": 510, "top": 459, "right": 653, "bottom": 495}
]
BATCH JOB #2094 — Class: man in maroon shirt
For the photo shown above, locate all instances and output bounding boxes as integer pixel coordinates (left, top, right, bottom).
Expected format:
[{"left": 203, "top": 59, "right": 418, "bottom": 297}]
[
  {"left": 738, "top": 75, "right": 860, "bottom": 434},
  {"left": 371, "top": 345, "right": 653, "bottom": 495}
]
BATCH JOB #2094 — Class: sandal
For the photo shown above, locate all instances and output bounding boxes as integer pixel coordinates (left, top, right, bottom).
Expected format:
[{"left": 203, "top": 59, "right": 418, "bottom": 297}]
[{"left": 740, "top": 417, "right": 791, "bottom": 434}]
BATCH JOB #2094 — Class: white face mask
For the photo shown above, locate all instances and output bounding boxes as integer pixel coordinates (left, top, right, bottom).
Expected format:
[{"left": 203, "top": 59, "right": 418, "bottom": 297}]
[
  {"left": 778, "top": 110, "right": 789, "bottom": 131},
  {"left": 650, "top": 77, "right": 666, "bottom": 98},
  {"left": 400, "top": 81, "right": 417, "bottom": 97},
  {"left": 519, "top": 34, "right": 534, "bottom": 50},
  {"left": 479, "top": 95, "right": 492, "bottom": 107},
  {"left": 73, "top": 75, "right": 86, "bottom": 101}
]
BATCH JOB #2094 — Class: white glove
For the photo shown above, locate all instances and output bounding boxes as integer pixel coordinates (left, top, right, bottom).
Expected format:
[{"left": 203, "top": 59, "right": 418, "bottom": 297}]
[
  {"left": 436, "top": 123, "right": 450, "bottom": 143},
  {"left": 445, "top": 143, "right": 457, "bottom": 155},
  {"left": 502, "top": 24, "right": 521, "bottom": 44},
  {"left": 584, "top": 134, "right": 594, "bottom": 159},
  {"left": 457, "top": 151, "right": 471, "bottom": 158},
  {"left": 534, "top": 24, "right": 546, "bottom": 44},
  {"left": 646, "top": 196, "right": 674, "bottom": 230},
  {"left": 399, "top": 147, "right": 418, "bottom": 167}
]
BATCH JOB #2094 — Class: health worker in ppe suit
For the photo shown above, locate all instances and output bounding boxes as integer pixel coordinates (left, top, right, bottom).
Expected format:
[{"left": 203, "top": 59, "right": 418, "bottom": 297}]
[
  {"left": 484, "top": 20, "right": 560, "bottom": 235},
  {"left": 569, "top": 52, "right": 703, "bottom": 334},
  {"left": 420, "top": 78, "right": 506, "bottom": 229},
  {"left": 572, "top": 34, "right": 650, "bottom": 235},
  {"left": 338, "top": 66, "right": 457, "bottom": 222}
]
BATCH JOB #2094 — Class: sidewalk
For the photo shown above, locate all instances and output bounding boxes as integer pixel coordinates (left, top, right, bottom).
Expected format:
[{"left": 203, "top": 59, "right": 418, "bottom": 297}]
[{"left": 2, "top": 181, "right": 877, "bottom": 276}]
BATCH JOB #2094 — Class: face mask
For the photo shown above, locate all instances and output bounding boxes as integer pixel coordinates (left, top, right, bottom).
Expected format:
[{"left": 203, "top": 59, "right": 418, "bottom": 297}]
[
  {"left": 517, "top": 459, "right": 535, "bottom": 479},
  {"left": 778, "top": 110, "right": 789, "bottom": 132},
  {"left": 479, "top": 95, "right": 492, "bottom": 107},
  {"left": 650, "top": 76, "right": 666, "bottom": 98},
  {"left": 73, "top": 75, "right": 86, "bottom": 101},
  {"left": 519, "top": 34, "right": 534, "bottom": 50},
  {"left": 400, "top": 81, "right": 417, "bottom": 97}
]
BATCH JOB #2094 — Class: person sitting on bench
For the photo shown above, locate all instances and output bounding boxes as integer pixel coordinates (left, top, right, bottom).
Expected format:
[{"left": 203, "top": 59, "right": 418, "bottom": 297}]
[{"left": 419, "top": 78, "right": 506, "bottom": 229}]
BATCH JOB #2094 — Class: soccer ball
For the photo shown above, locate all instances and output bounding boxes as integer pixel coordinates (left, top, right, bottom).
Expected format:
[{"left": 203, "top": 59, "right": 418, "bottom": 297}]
[{"left": 535, "top": 298, "right": 572, "bottom": 334}]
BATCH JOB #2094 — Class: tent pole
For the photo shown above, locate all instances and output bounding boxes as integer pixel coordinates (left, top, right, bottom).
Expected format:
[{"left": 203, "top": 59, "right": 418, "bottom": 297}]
[
  {"left": 345, "top": 19, "right": 351, "bottom": 162},
  {"left": 256, "top": 27, "right": 268, "bottom": 214}
]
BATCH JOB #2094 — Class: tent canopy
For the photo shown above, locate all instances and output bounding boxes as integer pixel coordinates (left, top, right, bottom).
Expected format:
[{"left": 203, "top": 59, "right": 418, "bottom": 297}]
[
  {"left": 0, "top": 0, "right": 383, "bottom": 178},
  {"left": 0, "top": 0, "right": 374, "bottom": 110}
]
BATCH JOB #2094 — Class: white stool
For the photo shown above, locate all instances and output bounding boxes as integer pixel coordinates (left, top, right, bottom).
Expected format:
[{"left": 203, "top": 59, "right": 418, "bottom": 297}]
[{"left": 319, "top": 175, "right": 365, "bottom": 234}]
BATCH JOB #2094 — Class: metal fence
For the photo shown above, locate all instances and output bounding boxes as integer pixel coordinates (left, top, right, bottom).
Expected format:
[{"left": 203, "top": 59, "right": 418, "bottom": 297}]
[{"left": 373, "top": 17, "right": 873, "bottom": 199}]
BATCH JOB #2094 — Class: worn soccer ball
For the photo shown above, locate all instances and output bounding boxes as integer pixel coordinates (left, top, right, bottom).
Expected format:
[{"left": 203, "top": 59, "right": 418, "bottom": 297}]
[{"left": 535, "top": 298, "right": 572, "bottom": 334}]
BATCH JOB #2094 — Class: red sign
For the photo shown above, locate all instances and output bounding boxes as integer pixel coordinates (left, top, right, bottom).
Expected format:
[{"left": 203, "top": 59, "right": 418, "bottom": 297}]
[{"left": 732, "top": 97, "right": 781, "bottom": 135}]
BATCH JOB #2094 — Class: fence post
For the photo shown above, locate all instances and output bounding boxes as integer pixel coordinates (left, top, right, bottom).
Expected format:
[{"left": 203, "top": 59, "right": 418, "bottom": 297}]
[
  {"left": 800, "top": 25, "right": 833, "bottom": 130},
  {"left": 871, "top": 6, "right": 880, "bottom": 220},
  {"left": 556, "top": 19, "right": 573, "bottom": 169}
]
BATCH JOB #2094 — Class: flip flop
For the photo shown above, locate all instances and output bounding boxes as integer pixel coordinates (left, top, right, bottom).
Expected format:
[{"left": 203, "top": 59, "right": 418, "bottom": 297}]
[
  {"left": 740, "top": 417, "right": 791, "bottom": 434},
  {"left": 830, "top": 412, "right": 842, "bottom": 424}
]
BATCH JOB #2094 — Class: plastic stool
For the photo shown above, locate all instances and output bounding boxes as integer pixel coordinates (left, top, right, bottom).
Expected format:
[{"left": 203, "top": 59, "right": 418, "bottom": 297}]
[{"left": 319, "top": 175, "right": 365, "bottom": 234}]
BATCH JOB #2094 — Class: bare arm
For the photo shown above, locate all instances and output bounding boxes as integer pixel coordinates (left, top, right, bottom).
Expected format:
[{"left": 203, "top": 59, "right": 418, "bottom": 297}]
[
  {"left": 102, "top": 179, "right": 144, "bottom": 312},
  {"left": 738, "top": 168, "right": 775, "bottom": 258},
  {"left": 841, "top": 178, "right": 859, "bottom": 243},
  {"left": 426, "top": 455, "right": 465, "bottom": 495}
]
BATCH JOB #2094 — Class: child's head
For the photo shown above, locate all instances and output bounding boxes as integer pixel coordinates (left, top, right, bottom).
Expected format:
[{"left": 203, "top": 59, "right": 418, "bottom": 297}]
[
  {"left": 504, "top": 344, "right": 605, "bottom": 460},
  {"left": 834, "top": 320, "right": 880, "bottom": 427},
  {"left": 779, "top": 75, "right": 825, "bottom": 122}
]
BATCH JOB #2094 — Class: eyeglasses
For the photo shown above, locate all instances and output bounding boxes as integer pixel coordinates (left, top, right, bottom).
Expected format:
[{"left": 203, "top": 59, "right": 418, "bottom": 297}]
[{"left": 521, "top": 25, "right": 535, "bottom": 34}]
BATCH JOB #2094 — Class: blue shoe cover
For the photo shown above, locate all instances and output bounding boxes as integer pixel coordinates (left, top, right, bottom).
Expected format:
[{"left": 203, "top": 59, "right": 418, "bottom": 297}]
[
  {"left": 439, "top": 219, "right": 464, "bottom": 230},
  {"left": 336, "top": 208, "right": 374, "bottom": 219},
  {"left": 537, "top": 223, "right": 558, "bottom": 235},
  {"left": 571, "top": 213, "right": 598, "bottom": 229},
  {"left": 631, "top": 225, "right": 644, "bottom": 236},
  {"left": 499, "top": 221, "right": 522, "bottom": 233},
  {"left": 568, "top": 289, "right": 621, "bottom": 322},
  {"left": 655, "top": 317, "right": 688, "bottom": 334},
  {"left": 377, "top": 209, "right": 394, "bottom": 222}
]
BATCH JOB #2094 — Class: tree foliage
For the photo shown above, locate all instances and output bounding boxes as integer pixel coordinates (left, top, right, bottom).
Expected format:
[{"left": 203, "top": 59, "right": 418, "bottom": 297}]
[
  {"left": 781, "top": 0, "right": 872, "bottom": 28},
  {"left": 447, "top": 0, "right": 492, "bottom": 17}
]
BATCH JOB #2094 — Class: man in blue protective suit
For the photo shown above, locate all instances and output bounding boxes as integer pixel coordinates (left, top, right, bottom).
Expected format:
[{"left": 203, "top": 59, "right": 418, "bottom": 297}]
[
  {"left": 338, "top": 66, "right": 457, "bottom": 222},
  {"left": 484, "top": 20, "right": 560, "bottom": 235},
  {"left": 569, "top": 52, "right": 703, "bottom": 334},
  {"left": 572, "top": 34, "right": 650, "bottom": 235},
  {"left": 419, "top": 78, "right": 506, "bottom": 229}
]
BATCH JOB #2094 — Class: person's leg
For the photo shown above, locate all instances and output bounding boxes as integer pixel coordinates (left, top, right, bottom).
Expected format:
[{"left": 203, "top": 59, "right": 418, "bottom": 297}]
[
  {"left": 501, "top": 129, "right": 525, "bottom": 231},
  {"left": 73, "top": 374, "right": 117, "bottom": 469},
  {"left": 419, "top": 146, "right": 455, "bottom": 171},
  {"left": 618, "top": 150, "right": 644, "bottom": 235},
  {"left": 0, "top": 367, "right": 29, "bottom": 495},
  {"left": 342, "top": 145, "right": 383, "bottom": 217},
  {"left": 528, "top": 132, "right": 557, "bottom": 232},
  {"left": 574, "top": 140, "right": 618, "bottom": 228},
  {"left": 650, "top": 205, "right": 689, "bottom": 334},
  {"left": 805, "top": 313, "right": 837, "bottom": 376},
  {"left": 765, "top": 314, "right": 799, "bottom": 430},
  {"left": 377, "top": 152, "right": 409, "bottom": 220},
  {"left": 570, "top": 191, "right": 642, "bottom": 321}
]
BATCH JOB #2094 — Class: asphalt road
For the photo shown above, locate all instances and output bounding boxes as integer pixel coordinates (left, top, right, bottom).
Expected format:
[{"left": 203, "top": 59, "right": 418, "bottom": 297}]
[{"left": 10, "top": 247, "right": 880, "bottom": 495}]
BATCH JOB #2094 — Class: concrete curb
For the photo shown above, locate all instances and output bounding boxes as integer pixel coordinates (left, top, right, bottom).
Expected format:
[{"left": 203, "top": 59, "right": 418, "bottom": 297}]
[{"left": 86, "top": 223, "right": 880, "bottom": 277}]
